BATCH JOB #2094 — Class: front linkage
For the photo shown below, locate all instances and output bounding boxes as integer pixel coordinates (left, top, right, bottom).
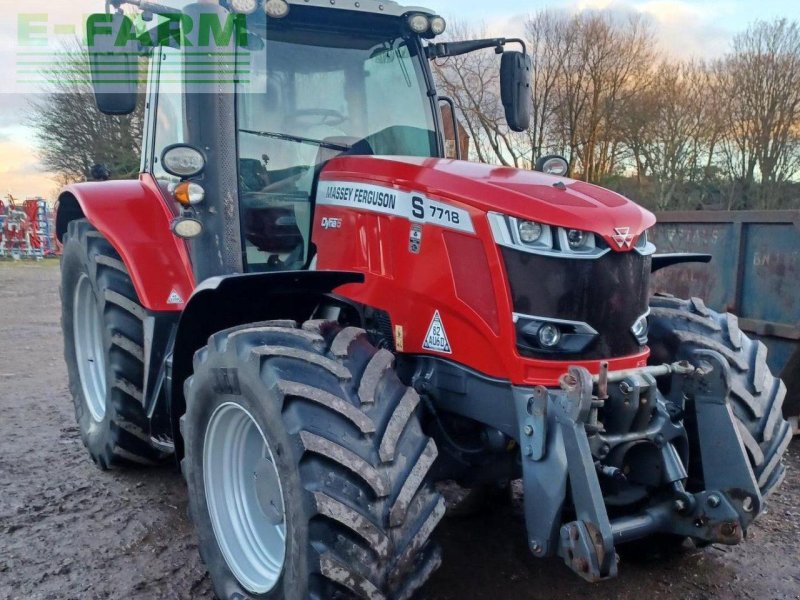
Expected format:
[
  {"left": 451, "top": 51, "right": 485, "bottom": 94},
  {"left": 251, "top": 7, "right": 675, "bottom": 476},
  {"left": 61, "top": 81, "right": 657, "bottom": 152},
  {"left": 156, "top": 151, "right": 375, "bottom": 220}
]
[{"left": 514, "top": 351, "right": 762, "bottom": 582}]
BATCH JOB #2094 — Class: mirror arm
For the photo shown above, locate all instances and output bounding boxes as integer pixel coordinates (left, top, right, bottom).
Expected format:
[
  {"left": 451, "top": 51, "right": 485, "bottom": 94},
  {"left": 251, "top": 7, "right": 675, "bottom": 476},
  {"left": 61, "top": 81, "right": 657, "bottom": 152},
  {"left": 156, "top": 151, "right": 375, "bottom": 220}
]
[
  {"left": 426, "top": 37, "right": 528, "bottom": 60},
  {"left": 504, "top": 38, "right": 528, "bottom": 55},
  {"left": 428, "top": 38, "right": 501, "bottom": 60}
]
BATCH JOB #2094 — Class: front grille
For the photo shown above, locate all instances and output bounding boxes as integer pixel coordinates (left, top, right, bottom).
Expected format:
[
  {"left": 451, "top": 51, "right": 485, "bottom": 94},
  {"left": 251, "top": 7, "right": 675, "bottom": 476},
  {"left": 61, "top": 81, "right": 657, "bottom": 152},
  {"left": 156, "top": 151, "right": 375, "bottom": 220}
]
[{"left": 501, "top": 248, "right": 651, "bottom": 360}]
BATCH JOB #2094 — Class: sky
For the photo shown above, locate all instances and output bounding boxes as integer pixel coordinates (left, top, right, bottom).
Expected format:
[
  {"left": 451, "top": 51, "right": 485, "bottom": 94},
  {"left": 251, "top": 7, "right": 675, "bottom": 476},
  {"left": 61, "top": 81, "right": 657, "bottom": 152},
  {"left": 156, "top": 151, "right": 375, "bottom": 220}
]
[{"left": 0, "top": 0, "right": 799, "bottom": 199}]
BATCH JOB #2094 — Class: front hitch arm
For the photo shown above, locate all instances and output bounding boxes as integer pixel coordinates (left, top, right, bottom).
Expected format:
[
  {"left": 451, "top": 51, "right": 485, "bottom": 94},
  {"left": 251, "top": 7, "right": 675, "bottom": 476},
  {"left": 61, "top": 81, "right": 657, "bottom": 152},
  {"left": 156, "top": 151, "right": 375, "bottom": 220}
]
[
  {"left": 514, "top": 353, "right": 763, "bottom": 582},
  {"left": 514, "top": 366, "right": 617, "bottom": 582}
]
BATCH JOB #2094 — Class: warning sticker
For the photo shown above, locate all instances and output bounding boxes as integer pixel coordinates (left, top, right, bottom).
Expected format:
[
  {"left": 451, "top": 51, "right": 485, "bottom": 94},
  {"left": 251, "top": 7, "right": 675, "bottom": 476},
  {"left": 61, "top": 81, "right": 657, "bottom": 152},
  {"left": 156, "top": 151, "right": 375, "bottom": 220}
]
[
  {"left": 167, "top": 290, "right": 184, "bottom": 305},
  {"left": 422, "top": 311, "right": 452, "bottom": 354}
]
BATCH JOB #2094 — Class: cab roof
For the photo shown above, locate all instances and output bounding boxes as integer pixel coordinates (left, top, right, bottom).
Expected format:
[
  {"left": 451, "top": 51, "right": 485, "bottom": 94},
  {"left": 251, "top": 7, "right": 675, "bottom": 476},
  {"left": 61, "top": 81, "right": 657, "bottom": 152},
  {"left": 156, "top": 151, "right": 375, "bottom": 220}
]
[{"left": 284, "top": 0, "right": 437, "bottom": 18}]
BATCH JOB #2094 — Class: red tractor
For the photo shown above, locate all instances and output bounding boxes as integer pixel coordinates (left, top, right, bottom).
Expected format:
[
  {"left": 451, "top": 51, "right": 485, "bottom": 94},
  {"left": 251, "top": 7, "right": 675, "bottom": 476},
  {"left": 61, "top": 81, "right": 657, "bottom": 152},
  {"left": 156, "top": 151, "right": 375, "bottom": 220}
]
[{"left": 58, "top": 1, "right": 791, "bottom": 598}]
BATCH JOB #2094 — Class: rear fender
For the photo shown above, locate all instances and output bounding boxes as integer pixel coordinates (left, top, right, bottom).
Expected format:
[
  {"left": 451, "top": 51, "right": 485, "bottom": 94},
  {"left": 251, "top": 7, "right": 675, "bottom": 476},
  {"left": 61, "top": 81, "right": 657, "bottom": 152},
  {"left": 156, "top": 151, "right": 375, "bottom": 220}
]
[
  {"left": 55, "top": 175, "right": 195, "bottom": 312},
  {"left": 167, "top": 270, "right": 364, "bottom": 459}
]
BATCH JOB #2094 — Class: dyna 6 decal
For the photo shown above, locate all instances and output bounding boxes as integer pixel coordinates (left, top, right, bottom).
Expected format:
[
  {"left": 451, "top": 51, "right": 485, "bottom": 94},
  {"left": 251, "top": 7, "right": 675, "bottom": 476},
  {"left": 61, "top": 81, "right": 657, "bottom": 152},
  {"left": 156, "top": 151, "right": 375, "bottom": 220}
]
[{"left": 316, "top": 180, "right": 475, "bottom": 234}]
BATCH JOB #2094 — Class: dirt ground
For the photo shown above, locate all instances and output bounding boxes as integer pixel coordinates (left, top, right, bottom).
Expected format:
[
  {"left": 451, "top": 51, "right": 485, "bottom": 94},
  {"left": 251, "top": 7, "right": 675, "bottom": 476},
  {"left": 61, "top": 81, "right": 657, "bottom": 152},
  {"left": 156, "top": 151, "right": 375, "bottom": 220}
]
[{"left": 1, "top": 261, "right": 798, "bottom": 600}]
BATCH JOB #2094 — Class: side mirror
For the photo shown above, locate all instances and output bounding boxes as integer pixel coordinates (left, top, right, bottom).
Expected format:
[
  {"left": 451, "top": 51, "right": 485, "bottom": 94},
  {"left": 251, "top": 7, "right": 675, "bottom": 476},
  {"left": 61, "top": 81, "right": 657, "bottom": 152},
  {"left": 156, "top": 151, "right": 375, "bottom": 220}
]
[
  {"left": 500, "top": 51, "right": 531, "bottom": 133},
  {"left": 86, "top": 13, "right": 140, "bottom": 116}
]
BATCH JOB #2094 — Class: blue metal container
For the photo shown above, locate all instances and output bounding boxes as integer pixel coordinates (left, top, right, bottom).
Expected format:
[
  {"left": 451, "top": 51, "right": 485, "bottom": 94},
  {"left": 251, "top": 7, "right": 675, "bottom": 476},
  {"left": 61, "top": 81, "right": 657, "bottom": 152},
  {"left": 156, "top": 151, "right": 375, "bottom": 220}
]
[{"left": 651, "top": 211, "right": 799, "bottom": 424}]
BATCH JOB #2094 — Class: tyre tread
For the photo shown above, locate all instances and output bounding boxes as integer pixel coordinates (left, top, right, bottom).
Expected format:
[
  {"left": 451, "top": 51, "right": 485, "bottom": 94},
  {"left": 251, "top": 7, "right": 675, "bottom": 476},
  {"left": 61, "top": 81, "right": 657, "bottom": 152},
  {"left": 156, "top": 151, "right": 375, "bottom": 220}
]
[{"left": 648, "top": 296, "right": 790, "bottom": 499}]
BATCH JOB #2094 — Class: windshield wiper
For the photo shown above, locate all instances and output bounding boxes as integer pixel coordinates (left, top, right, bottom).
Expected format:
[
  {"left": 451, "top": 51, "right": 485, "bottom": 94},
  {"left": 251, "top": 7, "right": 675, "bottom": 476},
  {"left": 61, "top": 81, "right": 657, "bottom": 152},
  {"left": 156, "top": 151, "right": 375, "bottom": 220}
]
[{"left": 239, "top": 129, "right": 351, "bottom": 152}]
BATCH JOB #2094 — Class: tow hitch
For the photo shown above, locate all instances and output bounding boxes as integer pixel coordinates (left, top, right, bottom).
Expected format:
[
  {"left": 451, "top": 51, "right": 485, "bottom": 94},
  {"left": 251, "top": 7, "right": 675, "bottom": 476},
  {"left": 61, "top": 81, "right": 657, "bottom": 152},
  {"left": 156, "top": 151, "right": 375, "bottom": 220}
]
[{"left": 514, "top": 351, "right": 763, "bottom": 582}]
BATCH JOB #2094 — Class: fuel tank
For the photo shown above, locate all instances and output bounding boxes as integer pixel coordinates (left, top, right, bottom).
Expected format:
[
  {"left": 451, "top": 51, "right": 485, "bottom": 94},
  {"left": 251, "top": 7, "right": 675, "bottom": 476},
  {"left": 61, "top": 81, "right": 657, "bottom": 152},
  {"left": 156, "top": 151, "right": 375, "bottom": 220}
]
[{"left": 312, "top": 156, "right": 653, "bottom": 385}]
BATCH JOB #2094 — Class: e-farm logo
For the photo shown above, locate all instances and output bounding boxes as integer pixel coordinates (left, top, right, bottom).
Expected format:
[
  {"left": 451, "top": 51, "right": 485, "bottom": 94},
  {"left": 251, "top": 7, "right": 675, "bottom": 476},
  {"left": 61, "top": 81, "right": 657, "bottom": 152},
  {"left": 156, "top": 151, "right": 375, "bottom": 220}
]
[{"left": 12, "top": 10, "right": 255, "bottom": 93}]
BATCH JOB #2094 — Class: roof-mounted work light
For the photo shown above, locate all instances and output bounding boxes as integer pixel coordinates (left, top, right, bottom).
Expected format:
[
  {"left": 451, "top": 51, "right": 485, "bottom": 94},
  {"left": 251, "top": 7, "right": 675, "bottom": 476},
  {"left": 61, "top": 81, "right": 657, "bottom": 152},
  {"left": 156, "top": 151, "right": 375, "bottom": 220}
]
[
  {"left": 264, "top": 0, "right": 290, "bottom": 18},
  {"left": 407, "top": 14, "right": 430, "bottom": 34},
  {"left": 230, "top": 0, "right": 259, "bottom": 14}
]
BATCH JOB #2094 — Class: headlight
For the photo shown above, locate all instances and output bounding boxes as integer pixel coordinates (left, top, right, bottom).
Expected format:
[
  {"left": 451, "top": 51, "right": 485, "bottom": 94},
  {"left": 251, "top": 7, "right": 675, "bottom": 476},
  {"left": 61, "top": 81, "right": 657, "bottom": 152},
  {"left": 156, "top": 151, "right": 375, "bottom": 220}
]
[
  {"left": 538, "top": 324, "right": 561, "bottom": 348},
  {"left": 567, "top": 229, "right": 587, "bottom": 249},
  {"left": 171, "top": 217, "right": 203, "bottom": 239},
  {"left": 489, "top": 212, "right": 607, "bottom": 258},
  {"left": 558, "top": 227, "right": 598, "bottom": 255},
  {"left": 519, "top": 221, "right": 543, "bottom": 244},
  {"left": 514, "top": 313, "right": 599, "bottom": 355},
  {"left": 161, "top": 144, "right": 206, "bottom": 179}
]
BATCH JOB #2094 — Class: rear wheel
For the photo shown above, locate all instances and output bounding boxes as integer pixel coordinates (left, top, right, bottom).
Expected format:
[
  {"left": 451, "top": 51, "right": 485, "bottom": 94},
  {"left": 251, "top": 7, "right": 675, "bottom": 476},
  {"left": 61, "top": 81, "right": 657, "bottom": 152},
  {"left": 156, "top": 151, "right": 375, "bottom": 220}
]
[
  {"left": 61, "top": 219, "right": 165, "bottom": 469},
  {"left": 182, "top": 320, "right": 444, "bottom": 600}
]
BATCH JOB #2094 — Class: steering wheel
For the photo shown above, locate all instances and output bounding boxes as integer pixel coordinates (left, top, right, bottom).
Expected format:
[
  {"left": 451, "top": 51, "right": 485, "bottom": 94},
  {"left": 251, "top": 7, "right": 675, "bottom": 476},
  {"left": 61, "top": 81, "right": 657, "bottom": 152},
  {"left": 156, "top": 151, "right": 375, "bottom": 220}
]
[{"left": 287, "top": 109, "right": 347, "bottom": 128}]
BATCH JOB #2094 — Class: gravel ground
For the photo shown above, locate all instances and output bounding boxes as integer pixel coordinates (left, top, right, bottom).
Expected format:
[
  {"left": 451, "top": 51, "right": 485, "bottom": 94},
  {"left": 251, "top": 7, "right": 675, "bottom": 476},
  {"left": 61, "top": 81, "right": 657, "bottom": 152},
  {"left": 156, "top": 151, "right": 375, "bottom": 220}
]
[{"left": 0, "top": 261, "right": 798, "bottom": 600}]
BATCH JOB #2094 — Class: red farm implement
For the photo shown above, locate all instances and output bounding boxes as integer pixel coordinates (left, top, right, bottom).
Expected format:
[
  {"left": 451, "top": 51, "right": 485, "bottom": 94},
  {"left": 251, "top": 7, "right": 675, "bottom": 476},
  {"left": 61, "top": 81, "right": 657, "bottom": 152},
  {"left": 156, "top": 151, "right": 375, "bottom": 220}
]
[{"left": 0, "top": 195, "right": 59, "bottom": 260}]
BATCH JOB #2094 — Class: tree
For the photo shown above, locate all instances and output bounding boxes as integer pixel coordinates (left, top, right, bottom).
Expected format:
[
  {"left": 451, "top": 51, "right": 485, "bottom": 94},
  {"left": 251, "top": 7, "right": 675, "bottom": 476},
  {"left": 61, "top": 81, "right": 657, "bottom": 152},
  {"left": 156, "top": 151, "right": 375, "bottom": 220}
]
[
  {"left": 714, "top": 19, "right": 800, "bottom": 209},
  {"left": 28, "top": 44, "right": 144, "bottom": 185},
  {"left": 618, "top": 61, "right": 716, "bottom": 209},
  {"left": 524, "top": 11, "right": 564, "bottom": 162},
  {"left": 554, "top": 11, "right": 655, "bottom": 181}
]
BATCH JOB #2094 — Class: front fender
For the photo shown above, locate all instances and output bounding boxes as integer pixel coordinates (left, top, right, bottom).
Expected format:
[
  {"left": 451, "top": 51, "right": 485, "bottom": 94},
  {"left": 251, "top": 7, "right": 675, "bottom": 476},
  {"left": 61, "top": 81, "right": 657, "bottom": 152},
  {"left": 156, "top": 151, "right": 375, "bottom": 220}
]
[
  {"left": 56, "top": 174, "right": 195, "bottom": 312},
  {"left": 167, "top": 270, "right": 365, "bottom": 459},
  {"left": 651, "top": 253, "right": 712, "bottom": 273}
]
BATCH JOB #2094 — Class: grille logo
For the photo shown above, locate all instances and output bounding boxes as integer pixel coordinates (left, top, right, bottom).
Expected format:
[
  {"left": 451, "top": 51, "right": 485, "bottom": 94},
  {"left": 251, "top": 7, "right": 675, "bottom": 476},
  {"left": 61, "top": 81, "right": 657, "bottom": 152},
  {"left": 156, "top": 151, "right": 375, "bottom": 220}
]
[{"left": 612, "top": 227, "right": 634, "bottom": 249}]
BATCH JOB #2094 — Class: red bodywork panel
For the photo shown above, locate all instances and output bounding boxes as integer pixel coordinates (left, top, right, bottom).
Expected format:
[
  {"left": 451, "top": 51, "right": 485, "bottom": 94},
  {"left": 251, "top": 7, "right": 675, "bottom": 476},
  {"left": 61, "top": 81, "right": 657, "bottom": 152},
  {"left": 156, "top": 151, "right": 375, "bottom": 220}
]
[
  {"left": 59, "top": 174, "right": 195, "bottom": 312},
  {"left": 313, "top": 156, "right": 654, "bottom": 387}
]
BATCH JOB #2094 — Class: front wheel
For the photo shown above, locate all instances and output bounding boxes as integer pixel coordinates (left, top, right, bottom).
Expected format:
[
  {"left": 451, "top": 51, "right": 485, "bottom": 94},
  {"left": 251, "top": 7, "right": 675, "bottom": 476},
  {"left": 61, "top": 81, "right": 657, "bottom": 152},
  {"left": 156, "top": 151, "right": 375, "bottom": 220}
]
[
  {"left": 619, "top": 296, "right": 792, "bottom": 560},
  {"left": 182, "top": 320, "right": 444, "bottom": 600},
  {"left": 648, "top": 295, "right": 792, "bottom": 499}
]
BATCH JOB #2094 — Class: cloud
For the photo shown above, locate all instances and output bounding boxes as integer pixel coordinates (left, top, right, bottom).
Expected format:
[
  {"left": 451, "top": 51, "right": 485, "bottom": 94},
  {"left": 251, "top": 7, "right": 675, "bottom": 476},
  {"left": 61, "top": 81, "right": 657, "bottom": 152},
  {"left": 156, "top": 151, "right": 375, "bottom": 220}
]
[
  {"left": 444, "top": 0, "right": 737, "bottom": 60},
  {"left": 567, "top": 0, "right": 735, "bottom": 59},
  {"left": 0, "top": 137, "right": 57, "bottom": 199},
  {"left": 638, "top": 0, "right": 734, "bottom": 58}
]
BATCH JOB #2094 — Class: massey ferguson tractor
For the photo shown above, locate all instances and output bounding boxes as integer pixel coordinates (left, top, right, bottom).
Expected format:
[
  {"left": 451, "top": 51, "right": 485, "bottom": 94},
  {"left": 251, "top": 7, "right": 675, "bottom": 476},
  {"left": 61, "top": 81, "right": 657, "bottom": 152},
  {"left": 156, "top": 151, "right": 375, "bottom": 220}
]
[{"left": 57, "top": 1, "right": 792, "bottom": 598}]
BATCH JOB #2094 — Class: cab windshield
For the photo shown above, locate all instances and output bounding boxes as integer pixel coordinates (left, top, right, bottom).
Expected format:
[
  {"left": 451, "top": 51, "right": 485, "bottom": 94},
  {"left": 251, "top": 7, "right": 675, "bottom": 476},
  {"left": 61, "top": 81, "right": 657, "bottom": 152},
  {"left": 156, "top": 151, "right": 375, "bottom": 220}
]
[{"left": 237, "top": 15, "right": 439, "bottom": 272}]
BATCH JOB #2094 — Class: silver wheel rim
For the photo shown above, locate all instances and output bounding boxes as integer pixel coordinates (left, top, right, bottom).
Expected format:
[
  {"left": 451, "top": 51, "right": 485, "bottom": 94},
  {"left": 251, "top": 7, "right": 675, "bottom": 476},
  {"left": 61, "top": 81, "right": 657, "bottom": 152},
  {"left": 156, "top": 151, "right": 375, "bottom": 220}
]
[
  {"left": 73, "top": 273, "right": 107, "bottom": 422},
  {"left": 204, "top": 403, "right": 287, "bottom": 594}
]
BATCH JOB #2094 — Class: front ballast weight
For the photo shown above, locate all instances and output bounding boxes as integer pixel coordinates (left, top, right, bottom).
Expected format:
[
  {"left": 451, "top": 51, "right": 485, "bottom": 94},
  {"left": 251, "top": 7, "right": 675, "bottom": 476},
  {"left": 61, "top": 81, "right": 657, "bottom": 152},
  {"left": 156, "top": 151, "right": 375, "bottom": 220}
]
[{"left": 514, "top": 353, "right": 763, "bottom": 582}]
